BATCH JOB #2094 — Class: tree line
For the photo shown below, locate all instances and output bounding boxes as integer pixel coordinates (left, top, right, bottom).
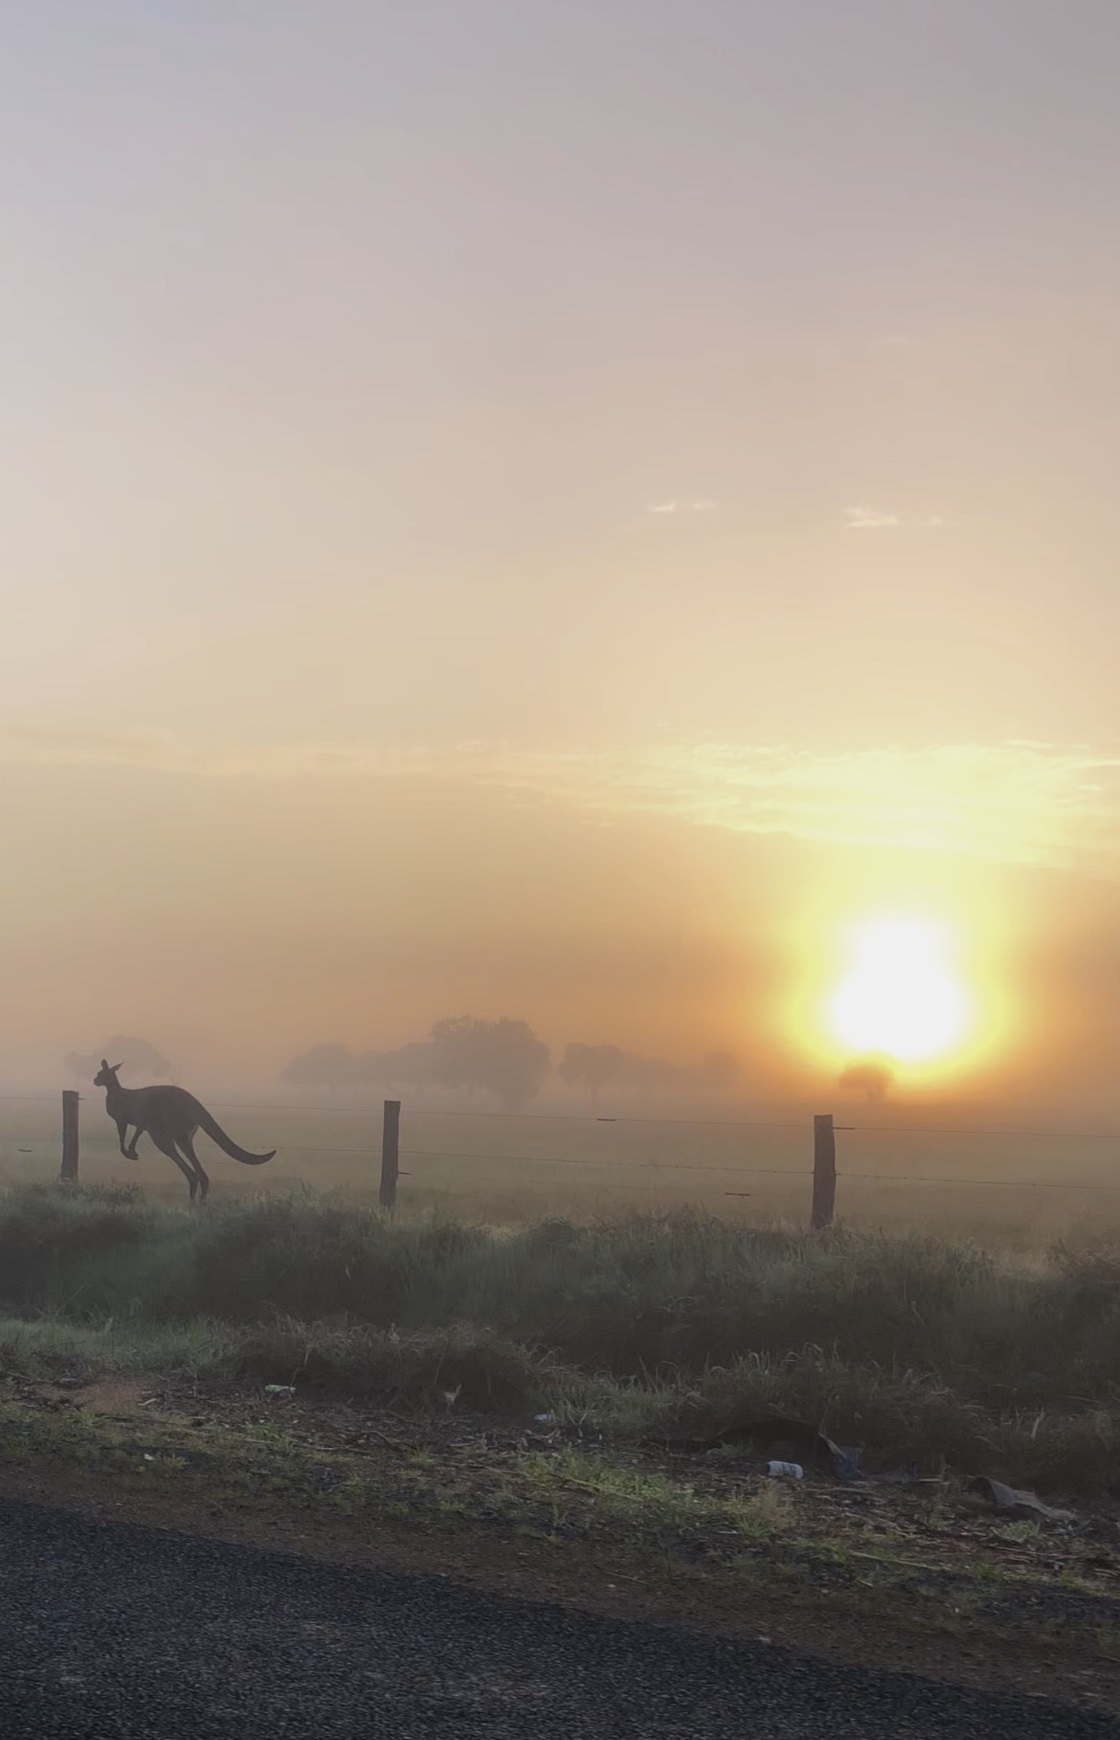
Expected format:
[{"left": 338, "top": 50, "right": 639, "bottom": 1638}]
[
  {"left": 280, "top": 1017, "right": 740, "bottom": 1110},
  {"left": 65, "top": 1024, "right": 895, "bottom": 1110}
]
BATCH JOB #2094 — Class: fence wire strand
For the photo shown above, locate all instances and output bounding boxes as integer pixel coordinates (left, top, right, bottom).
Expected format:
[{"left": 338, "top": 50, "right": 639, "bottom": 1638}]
[{"left": 5, "top": 1093, "right": 1120, "bottom": 1199}]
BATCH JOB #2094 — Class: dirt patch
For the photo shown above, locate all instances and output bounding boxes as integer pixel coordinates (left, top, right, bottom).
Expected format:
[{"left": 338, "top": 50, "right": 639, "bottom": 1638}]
[
  {"left": 24, "top": 1377, "right": 154, "bottom": 1418},
  {"left": 4, "top": 1372, "right": 1120, "bottom": 1714}
]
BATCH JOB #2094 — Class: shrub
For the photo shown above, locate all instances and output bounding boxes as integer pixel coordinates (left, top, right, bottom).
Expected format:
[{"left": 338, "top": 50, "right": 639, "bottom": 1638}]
[{"left": 240, "top": 1321, "right": 552, "bottom": 1412}]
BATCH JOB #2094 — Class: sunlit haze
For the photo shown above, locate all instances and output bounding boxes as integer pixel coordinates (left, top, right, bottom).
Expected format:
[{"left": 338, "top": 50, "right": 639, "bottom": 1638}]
[
  {"left": 3, "top": 2, "right": 1120, "bottom": 1106},
  {"left": 826, "top": 918, "right": 970, "bottom": 1068}
]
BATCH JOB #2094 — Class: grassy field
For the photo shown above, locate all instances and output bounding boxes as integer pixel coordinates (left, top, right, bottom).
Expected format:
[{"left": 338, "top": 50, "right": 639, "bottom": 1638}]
[
  {"left": 5, "top": 1092, "right": 1120, "bottom": 1245},
  {"left": 0, "top": 1179, "right": 1119, "bottom": 1699},
  {"left": 0, "top": 1182, "right": 1117, "bottom": 1489}
]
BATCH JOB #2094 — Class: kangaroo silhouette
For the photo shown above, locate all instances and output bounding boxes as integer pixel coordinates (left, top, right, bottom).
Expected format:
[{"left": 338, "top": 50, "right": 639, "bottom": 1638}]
[{"left": 93, "top": 1060, "right": 275, "bottom": 1204}]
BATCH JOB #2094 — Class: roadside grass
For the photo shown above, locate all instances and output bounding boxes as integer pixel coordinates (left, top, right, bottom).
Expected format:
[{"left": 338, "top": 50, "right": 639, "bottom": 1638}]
[
  {"left": 239, "top": 1320, "right": 554, "bottom": 1412},
  {"left": 515, "top": 1445, "right": 793, "bottom": 1540},
  {"left": 0, "top": 1308, "right": 1116, "bottom": 1493},
  {"left": 1, "top": 1384, "right": 1118, "bottom": 1675},
  {"left": 0, "top": 1185, "right": 1119, "bottom": 1490},
  {"left": 0, "top": 1315, "right": 239, "bottom": 1381}
]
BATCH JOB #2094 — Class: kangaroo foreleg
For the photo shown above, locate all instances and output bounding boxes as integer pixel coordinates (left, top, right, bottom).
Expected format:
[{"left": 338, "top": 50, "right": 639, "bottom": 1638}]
[{"left": 116, "top": 1118, "right": 140, "bottom": 1159}]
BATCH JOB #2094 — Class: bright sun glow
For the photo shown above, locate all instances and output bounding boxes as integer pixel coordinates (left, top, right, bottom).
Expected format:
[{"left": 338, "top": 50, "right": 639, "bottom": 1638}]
[{"left": 827, "top": 917, "right": 970, "bottom": 1065}]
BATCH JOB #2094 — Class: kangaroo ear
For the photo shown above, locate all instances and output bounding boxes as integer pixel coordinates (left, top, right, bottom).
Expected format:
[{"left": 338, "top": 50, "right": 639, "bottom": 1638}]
[
  {"left": 112, "top": 1062, "right": 124, "bottom": 1072},
  {"left": 100, "top": 1059, "right": 109, "bottom": 1070}
]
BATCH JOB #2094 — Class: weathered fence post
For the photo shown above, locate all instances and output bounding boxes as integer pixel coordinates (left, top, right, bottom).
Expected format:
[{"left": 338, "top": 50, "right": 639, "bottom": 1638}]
[
  {"left": 380, "top": 1099, "right": 400, "bottom": 1210},
  {"left": 60, "top": 1090, "right": 80, "bottom": 1187},
  {"left": 811, "top": 1113, "right": 836, "bottom": 1230}
]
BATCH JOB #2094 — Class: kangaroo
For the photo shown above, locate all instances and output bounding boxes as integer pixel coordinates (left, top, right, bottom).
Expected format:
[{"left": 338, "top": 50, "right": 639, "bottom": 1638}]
[{"left": 93, "top": 1060, "right": 275, "bottom": 1205}]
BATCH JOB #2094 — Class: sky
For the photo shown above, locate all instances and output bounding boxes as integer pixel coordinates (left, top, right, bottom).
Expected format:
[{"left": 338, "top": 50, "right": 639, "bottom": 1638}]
[{"left": 1, "top": 1, "right": 1119, "bottom": 1098}]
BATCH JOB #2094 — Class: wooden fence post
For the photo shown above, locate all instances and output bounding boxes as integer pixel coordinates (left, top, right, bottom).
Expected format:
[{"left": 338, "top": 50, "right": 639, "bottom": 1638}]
[
  {"left": 811, "top": 1113, "right": 836, "bottom": 1230},
  {"left": 60, "top": 1090, "right": 80, "bottom": 1187},
  {"left": 380, "top": 1099, "right": 401, "bottom": 1210}
]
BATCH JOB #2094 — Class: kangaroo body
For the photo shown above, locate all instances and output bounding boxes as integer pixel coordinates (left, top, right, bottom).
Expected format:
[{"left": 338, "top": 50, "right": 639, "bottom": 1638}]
[{"left": 93, "top": 1060, "right": 275, "bottom": 1204}]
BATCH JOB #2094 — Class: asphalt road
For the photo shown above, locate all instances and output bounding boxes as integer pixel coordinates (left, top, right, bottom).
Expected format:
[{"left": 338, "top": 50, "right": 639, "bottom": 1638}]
[{"left": 0, "top": 1498, "right": 1115, "bottom": 1739}]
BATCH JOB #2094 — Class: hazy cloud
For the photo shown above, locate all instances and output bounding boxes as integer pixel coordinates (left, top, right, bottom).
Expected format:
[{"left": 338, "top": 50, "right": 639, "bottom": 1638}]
[
  {"left": 0, "top": 729, "right": 446, "bottom": 782},
  {"left": 5, "top": 730, "right": 1120, "bottom": 877},
  {"left": 476, "top": 740, "right": 1120, "bottom": 876},
  {"left": 646, "top": 498, "right": 718, "bottom": 516},
  {"left": 844, "top": 506, "right": 947, "bottom": 531}
]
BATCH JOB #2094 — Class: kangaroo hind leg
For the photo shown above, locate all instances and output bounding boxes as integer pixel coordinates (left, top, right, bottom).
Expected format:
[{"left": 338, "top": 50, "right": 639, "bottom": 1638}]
[
  {"left": 148, "top": 1129, "right": 204, "bottom": 1206},
  {"left": 175, "top": 1128, "right": 210, "bottom": 1204}
]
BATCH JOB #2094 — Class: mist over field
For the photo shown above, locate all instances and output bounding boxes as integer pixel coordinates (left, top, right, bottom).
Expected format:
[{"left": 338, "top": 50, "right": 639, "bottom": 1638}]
[
  {"left": 6, "top": 19, "right": 1120, "bottom": 1719},
  {"left": 6, "top": 756, "right": 1120, "bottom": 1127},
  {"left": 0, "top": 0, "right": 1118, "bottom": 1169}
]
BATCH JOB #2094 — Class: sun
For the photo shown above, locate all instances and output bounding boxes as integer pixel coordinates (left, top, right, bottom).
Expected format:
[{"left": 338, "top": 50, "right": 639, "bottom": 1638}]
[{"left": 826, "top": 916, "right": 970, "bottom": 1066}]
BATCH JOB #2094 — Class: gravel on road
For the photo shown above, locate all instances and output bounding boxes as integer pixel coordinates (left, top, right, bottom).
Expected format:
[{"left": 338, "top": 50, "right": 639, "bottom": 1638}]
[{"left": 0, "top": 1497, "right": 1115, "bottom": 1739}]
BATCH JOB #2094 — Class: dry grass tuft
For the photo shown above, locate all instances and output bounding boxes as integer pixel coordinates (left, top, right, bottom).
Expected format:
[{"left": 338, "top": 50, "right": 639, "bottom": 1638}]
[{"left": 239, "top": 1320, "right": 555, "bottom": 1413}]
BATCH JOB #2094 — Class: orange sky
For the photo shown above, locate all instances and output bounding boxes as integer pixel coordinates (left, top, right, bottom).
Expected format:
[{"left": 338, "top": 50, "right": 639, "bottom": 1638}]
[{"left": 2, "top": 4, "right": 1119, "bottom": 1100}]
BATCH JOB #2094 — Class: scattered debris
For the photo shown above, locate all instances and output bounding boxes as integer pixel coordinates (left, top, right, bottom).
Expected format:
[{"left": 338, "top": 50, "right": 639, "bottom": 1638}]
[
  {"left": 863, "top": 1464, "right": 931, "bottom": 1487},
  {"left": 667, "top": 1417, "right": 865, "bottom": 1481},
  {"left": 969, "top": 1477, "right": 1077, "bottom": 1524}
]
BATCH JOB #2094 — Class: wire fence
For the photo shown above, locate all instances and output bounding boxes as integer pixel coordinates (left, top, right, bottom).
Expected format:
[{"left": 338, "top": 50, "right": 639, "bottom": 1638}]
[{"left": 3, "top": 1090, "right": 1120, "bottom": 1234}]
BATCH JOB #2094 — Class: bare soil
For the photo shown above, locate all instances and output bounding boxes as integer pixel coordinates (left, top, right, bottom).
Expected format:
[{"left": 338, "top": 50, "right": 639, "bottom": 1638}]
[{"left": 3, "top": 1373, "right": 1120, "bottom": 1714}]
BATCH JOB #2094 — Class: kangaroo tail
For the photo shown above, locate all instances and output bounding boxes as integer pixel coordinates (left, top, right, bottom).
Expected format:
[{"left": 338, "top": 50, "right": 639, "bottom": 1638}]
[{"left": 194, "top": 1105, "right": 276, "bottom": 1166}]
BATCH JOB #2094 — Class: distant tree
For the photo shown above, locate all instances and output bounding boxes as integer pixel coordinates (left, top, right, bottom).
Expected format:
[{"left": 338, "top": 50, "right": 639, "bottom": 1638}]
[
  {"left": 558, "top": 1042, "right": 686, "bottom": 1103},
  {"left": 359, "top": 1041, "right": 440, "bottom": 1093},
  {"left": 696, "top": 1050, "right": 740, "bottom": 1091},
  {"left": 838, "top": 1054, "right": 896, "bottom": 1103},
  {"left": 281, "top": 1018, "right": 551, "bottom": 1109},
  {"left": 65, "top": 1035, "right": 172, "bottom": 1085},
  {"left": 426, "top": 1016, "right": 550, "bottom": 1108},
  {"left": 64, "top": 1052, "right": 95, "bottom": 1087},
  {"left": 557, "top": 1043, "right": 629, "bottom": 1105},
  {"left": 279, "top": 1044, "right": 362, "bottom": 1090}
]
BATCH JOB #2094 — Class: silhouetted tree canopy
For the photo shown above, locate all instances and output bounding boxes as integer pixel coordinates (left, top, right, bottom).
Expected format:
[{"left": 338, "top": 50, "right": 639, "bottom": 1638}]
[
  {"left": 283, "top": 1025, "right": 732, "bottom": 1109},
  {"left": 280, "top": 1044, "right": 362, "bottom": 1089},
  {"left": 281, "top": 1017, "right": 551, "bottom": 1108},
  {"left": 697, "top": 1050, "right": 740, "bottom": 1090},
  {"left": 66, "top": 1036, "right": 172, "bottom": 1084},
  {"left": 559, "top": 1042, "right": 740, "bottom": 1103},
  {"left": 361, "top": 1041, "right": 442, "bottom": 1088},
  {"left": 557, "top": 1044, "right": 630, "bottom": 1103},
  {"left": 838, "top": 1054, "right": 896, "bottom": 1102},
  {"left": 425, "top": 1016, "right": 550, "bottom": 1107}
]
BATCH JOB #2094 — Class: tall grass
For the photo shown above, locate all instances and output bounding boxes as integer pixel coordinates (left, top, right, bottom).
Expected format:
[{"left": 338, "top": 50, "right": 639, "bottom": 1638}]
[
  {"left": 1, "top": 1185, "right": 1118, "bottom": 1414},
  {"left": 2, "top": 1186, "right": 1120, "bottom": 1487},
  {"left": 0, "top": 1313, "right": 238, "bottom": 1379}
]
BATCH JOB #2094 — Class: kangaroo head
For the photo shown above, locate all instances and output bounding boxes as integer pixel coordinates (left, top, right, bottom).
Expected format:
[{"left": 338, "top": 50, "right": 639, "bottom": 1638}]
[{"left": 93, "top": 1059, "right": 124, "bottom": 1088}]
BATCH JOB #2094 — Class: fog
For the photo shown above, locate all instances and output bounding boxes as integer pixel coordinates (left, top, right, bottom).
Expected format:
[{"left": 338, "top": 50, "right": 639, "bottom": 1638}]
[
  {"left": 2, "top": 748, "right": 1119, "bottom": 1124},
  {"left": 1, "top": 3, "right": 1119, "bottom": 1128}
]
